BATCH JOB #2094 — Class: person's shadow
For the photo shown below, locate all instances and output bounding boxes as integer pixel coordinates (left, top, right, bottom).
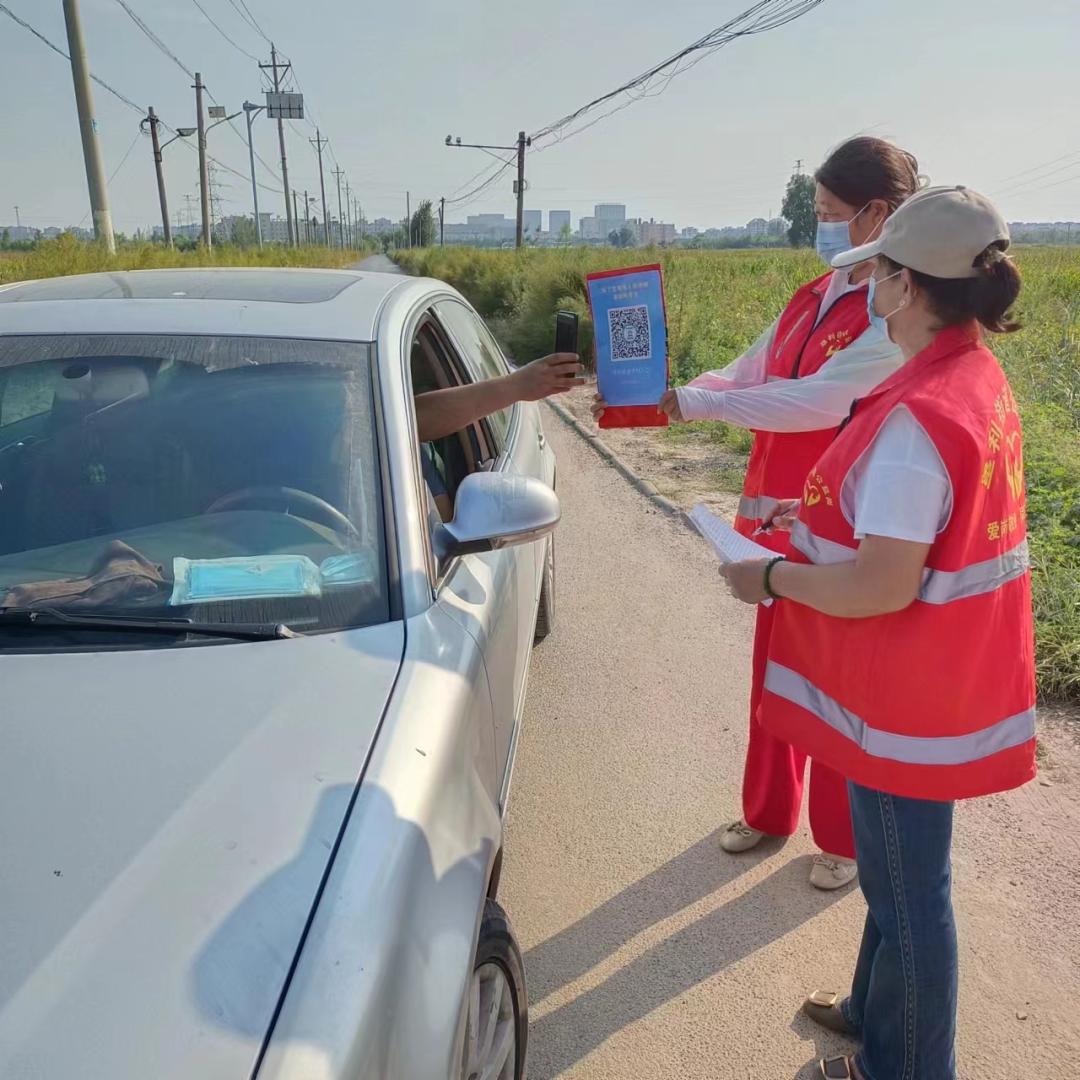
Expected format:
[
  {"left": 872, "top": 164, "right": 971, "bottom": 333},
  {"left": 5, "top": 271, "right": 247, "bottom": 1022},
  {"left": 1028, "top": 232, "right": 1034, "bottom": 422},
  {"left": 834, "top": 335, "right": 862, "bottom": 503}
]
[{"left": 525, "top": 848, "right": 851, "bottom": 1078}]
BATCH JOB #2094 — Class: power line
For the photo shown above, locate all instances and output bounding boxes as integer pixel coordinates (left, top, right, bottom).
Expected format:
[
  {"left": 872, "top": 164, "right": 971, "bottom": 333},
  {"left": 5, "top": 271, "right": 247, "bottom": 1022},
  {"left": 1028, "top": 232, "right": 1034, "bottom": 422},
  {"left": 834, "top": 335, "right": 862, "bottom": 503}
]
[
  {"left": 531, "top": 0, "right": 826, "bottom": 147},
  {"left": 113, "top": 0, "right": 195, "bottom": 79},
  {"left": 0, "top": 2, "right": 145, "bottom": 115},
  {"left": 444, "top": 159, "right": 515, "bottom": 209},
  {"left": 190, "top": 0, "right": 262, "bottom": 62},
  {"left": 225, "top": 0, "right": 271, "bottom": 43}
]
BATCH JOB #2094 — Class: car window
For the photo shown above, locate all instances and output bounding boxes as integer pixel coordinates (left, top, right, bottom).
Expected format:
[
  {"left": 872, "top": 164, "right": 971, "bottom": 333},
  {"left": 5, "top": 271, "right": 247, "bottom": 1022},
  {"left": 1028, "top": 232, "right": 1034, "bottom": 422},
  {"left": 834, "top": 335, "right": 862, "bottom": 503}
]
[
  {"left": 0, "top": 335, "right": 390, "bottom": 647},
  {"left": 434, "top": 300, "right": 512, "bottom": 450}
]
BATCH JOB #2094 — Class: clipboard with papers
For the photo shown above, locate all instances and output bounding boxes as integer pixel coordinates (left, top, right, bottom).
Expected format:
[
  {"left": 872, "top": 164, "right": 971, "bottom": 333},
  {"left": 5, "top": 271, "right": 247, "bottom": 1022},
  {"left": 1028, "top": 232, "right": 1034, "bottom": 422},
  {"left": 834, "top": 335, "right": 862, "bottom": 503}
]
[{"left": 688, "top": 504, "right": 777, "bottom": 606}]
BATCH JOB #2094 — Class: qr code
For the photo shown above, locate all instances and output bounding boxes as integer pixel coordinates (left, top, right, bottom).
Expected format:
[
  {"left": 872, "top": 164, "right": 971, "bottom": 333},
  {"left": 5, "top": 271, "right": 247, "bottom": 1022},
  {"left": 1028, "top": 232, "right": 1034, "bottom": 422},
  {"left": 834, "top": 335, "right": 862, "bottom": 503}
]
[{"left": 608, "top": 305, "right": 651, "bottom": 361}]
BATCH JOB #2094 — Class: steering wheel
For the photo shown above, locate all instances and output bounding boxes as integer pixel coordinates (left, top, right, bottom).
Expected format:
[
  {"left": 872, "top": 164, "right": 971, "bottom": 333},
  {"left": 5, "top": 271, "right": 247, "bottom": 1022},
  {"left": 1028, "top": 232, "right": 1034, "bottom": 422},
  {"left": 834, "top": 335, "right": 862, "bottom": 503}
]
[{"left": 205, "top": 485, "right": 359, "bottom": 540}]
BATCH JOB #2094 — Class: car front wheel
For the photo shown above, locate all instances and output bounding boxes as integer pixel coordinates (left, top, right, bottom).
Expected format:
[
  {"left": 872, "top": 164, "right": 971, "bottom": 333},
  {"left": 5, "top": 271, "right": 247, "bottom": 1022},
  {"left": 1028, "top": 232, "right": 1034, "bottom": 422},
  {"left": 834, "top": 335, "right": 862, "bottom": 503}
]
[{"left": 461, "top": 899, "right": 528, "bottom": 1080}]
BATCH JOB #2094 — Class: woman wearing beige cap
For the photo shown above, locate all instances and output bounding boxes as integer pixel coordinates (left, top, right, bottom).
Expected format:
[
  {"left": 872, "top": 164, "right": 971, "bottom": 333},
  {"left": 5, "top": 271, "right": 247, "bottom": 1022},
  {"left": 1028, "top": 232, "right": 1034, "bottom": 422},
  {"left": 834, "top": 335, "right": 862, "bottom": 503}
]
[{"left": 719, "top": 186, "right": 1037, "bottom": 1080}]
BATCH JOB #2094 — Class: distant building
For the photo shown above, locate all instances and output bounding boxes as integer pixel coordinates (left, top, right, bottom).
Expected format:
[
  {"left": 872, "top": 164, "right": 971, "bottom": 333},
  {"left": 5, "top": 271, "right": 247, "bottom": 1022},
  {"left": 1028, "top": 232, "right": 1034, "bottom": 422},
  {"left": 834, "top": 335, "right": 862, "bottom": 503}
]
[
  {"left": 595, "top": 204, "right": 626, "bottom": 232},
  {"left": 681, "top": 226, "right": 699, "bottom": 240},
  {"left": 579, "top": 215, "right": 602, "bottom": 240},
  {"left": 549, "top": 210, "right": 571, "bottom": 235},
  {"left": 523, "top": 209, "right": 542, "bottom": 234},
  {"left": 638, "top": 218, "right": 677, "bottom": 245},
  {"left": 746, "top": 217, "right": 768, "bottom": 238}
]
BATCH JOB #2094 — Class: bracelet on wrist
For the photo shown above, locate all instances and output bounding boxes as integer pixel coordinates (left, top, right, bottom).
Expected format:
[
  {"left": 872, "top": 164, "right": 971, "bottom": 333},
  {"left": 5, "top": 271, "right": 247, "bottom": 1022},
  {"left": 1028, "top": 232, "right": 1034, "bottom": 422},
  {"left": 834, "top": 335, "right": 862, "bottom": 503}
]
[{"left": 764, "top": 556, "right": 786, "bottom": 600}]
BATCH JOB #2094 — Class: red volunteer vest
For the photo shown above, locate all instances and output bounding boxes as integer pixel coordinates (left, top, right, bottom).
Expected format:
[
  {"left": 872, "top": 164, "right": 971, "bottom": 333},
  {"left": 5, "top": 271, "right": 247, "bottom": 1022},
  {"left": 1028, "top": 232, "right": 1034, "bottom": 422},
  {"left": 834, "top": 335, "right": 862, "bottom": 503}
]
[
  {"left": 761, "top": 323, "right": 1037, "bottom": 801},
  {"left": 734, "top": 271, "right": 871, "bottom": 554}
]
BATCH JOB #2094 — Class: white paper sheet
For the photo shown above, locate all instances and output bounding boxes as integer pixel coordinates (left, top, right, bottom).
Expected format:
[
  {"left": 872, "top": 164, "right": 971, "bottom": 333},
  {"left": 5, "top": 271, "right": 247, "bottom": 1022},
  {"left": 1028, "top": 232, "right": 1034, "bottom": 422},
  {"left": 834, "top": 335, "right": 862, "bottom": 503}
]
[{"left": 688, "top": 504, "right": 777, "bottom": 606}]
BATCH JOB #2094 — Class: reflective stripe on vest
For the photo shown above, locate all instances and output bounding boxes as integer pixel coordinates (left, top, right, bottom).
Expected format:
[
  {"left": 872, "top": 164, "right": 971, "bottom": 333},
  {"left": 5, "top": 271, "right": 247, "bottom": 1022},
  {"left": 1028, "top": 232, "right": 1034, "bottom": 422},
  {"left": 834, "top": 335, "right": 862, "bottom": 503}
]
[
  {"left": 920, "top": 540, "right": 1030, "bottom": 604},
  {"left": 764, "top": 661, "right": 1036, "bottom": 766},
  {"left": 737, "top": 494, "right": 785, "bottom": 522},
  {"left": 791, "top": 521, "right": 1030, "bottom": 605},
  {"left": 790, "top": 519, "right": 856, "bottom": 564}
]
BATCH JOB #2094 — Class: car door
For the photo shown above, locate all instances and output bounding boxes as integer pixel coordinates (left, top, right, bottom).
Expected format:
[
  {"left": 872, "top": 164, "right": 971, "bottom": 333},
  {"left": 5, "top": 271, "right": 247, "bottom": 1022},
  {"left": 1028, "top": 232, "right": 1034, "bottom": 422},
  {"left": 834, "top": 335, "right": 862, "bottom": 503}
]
[
  {"left": 406, "top": 312, "right": 521, "bottom": 796},
  {"left": 432, "top": 300, "right": 542, "bottom": 775}
]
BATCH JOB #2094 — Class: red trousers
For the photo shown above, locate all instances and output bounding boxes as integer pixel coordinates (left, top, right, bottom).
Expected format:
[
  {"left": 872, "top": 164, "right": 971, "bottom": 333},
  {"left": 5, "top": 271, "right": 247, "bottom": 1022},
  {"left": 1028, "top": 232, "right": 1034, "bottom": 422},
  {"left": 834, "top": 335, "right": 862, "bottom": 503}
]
[{"left": 742, "top": 602, "right": 855, "bottom": 859}]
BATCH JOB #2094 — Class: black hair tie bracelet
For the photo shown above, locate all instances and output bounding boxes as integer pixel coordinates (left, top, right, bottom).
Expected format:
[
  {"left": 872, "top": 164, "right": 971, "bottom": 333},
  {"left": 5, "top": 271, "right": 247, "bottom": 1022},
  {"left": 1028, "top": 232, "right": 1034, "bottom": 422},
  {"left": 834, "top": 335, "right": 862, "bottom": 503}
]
[{"left": 764, "top": 556, "right": 786, "bottom": 601}]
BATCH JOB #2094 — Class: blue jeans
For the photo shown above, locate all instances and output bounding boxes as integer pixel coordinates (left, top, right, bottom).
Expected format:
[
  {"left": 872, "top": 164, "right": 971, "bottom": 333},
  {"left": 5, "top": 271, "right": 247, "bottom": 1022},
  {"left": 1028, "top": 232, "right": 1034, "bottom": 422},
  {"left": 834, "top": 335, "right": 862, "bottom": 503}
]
[{"left": 840, "top": 782, "right": 958, "bottom": 1080}]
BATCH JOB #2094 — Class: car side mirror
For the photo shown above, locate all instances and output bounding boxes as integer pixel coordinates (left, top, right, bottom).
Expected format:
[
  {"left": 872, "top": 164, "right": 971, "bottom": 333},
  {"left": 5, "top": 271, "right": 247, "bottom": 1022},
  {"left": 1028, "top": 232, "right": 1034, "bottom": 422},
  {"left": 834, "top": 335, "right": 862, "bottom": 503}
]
[{"left": 433, "top": 472, "right": 559, "bottom": 561}]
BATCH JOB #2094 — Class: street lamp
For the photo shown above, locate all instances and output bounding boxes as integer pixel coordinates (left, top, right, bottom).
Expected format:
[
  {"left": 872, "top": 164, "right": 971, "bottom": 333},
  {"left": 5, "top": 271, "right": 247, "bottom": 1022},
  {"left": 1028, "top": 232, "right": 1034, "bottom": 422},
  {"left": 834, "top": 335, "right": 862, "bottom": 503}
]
[
  {"left": 141, "top": 109, "right": 197, "bottom": 247},
  {"left": 243, "top": 101, "right": 266, "bottom": 247}
]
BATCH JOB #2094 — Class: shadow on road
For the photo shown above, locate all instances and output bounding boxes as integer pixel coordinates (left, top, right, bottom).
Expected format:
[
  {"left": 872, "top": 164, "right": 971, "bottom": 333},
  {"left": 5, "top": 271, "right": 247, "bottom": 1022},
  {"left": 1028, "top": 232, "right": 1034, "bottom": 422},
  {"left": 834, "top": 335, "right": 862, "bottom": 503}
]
[
  {"left": 789, "top": 1007, "right": 857, "bottom": 1079},
  {"left": 527, "top": 855, "right": 847, "bottom": 1077},
  {"left": 525, "top": 830, "right": 777, "bottom": 1004}
]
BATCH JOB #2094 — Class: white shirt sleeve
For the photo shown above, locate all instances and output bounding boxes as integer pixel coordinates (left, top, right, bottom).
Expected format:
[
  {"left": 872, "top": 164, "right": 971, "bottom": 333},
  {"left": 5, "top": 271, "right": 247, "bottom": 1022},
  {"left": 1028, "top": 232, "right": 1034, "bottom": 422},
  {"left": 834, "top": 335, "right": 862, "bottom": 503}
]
[
  {"left": 679, "top": 317, "right": 778, "bottom": 398},
  {"left": 843, "top": 405, "right": 953, "bottom": 543},
  {"left": 675, "top": 326, "right": 905, "bottom": 431}
]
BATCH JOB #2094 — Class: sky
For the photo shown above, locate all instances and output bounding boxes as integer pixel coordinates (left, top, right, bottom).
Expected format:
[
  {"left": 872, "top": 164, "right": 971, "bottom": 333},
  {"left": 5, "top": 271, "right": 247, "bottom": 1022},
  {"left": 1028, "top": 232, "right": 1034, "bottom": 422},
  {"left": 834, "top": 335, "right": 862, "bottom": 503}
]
[{"left": 1, "top": 0, "right": 1078, "bottom": 234}]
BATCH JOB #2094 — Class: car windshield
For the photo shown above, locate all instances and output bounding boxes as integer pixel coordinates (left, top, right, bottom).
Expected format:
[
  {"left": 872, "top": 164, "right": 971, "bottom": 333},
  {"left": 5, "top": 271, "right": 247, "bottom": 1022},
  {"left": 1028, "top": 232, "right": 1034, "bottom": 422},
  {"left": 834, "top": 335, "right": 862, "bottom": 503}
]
[{"left": 0, "top": 334, "right": 389, "bottom": 649}]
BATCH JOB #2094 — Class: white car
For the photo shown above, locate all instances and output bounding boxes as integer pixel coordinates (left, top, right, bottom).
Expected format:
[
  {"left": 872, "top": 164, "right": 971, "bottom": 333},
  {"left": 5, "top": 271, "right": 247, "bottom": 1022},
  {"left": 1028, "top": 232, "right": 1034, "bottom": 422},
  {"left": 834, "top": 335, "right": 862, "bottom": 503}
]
[{"left": 0, "top": 267, "right": 559, "bottom": 1080}]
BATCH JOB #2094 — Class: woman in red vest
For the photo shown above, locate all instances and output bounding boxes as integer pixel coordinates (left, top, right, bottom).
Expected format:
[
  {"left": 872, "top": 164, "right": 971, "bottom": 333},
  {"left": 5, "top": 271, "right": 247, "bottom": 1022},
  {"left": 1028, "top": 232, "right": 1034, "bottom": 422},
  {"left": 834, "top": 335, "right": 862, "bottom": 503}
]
[
  {"left": 596, "top": 138, "right": 921, "bottom": 889},
  {"left": 720, "top": 187, "right": 1035, "bottom": 1080}
]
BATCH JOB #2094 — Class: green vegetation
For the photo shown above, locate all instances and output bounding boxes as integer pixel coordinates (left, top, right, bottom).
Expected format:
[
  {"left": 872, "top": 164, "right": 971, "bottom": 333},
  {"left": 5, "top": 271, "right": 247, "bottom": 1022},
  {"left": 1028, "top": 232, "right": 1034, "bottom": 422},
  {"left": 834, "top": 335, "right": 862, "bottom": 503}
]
[
  {"left": 395, "top": 245, "right": 1080, "bottom": 702},
  {"left": 0, "top": 233, "right": 358, "bottom": 286}
]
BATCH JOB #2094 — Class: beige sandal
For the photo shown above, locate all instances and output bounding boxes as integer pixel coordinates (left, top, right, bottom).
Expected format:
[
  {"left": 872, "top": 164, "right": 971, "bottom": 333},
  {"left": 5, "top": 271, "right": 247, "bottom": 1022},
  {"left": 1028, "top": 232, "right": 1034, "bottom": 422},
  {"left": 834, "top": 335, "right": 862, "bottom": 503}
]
[
  {"left": 803, "top": 990, "right": 859, "bottom": 1036},
  {"left": 820, "top": 1057, "right": 863, "bottom": 1079}
]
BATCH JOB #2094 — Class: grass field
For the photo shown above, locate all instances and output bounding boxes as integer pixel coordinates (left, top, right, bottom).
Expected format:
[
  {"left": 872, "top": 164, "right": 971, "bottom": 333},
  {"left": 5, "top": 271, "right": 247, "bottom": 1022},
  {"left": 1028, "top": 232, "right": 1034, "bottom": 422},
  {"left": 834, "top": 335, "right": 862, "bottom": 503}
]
[
  {"left": 0, "top": 234, "right": 358, "bottom": 285},
  {"left": 396, "top": 245, "right": 1080, "bottom": 703}
]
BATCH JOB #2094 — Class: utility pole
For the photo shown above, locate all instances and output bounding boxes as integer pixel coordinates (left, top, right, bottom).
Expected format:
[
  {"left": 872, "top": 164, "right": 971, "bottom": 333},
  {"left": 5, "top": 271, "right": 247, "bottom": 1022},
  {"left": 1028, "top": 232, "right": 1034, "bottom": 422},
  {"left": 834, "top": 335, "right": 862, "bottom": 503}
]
[
  {"left": 355, "top": 199, "right": 363, "bottom": 246},
  {"left": 439, "top": 196, "right": 445, "bottom": 246},
  {"left": 514, "top": 130, "right": 527, "bottom": 249},
  {"left": 292, "top": 189, "right": 301, "bottom": 244},
  {"left": 183, "top": 193, "right": 196, "bottom": 230},
  {"left": 303, "top": 190, "right": 312, "bottom": 244},
  {"left": 14, "top": 206, "right": 20, "bottom": 229},
  {"left": 344, "top": 178, "right": 353, "bottom": 248},
  {"left": 260, "top": 46, "right": 296, "bottom": 245},
  {"left": 62, "top": 0, "right": 115, "bottom": 253},
  {"left": 332, "top": 165, "right": 345, "bottom": 249},
  {"left": 444, "top": 130, "right": 529, "bottom": 250},
  {"left": 309, "top": 129, "right": 329, "bottom": 245},
  {"left": 405, "top": 191, "right": 411, "bottom": 248},
  {"left": 193, "top": 72, "right": 211, "bottom": 248},
  {"left": 145, "top": 106, "right": 171, "bottom": 247}
]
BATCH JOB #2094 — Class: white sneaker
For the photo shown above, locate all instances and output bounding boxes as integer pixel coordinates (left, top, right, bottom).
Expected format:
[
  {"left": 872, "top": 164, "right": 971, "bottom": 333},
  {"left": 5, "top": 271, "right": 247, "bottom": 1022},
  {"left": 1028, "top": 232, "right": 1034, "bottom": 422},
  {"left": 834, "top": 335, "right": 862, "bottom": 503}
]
[
  {"left": 810, "top": 854, "right": 858, "bottom": 890},
  {"left": 720, "top": 819, "right": 766, "bottom": 853}
]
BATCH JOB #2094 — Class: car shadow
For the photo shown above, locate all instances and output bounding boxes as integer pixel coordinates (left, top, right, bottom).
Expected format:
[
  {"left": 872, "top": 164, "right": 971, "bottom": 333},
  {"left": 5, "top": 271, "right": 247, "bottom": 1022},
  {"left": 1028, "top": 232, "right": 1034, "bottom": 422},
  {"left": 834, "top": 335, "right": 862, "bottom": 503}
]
[{"left": 527, "top": 856, "right": 847, "bottom": 1078}]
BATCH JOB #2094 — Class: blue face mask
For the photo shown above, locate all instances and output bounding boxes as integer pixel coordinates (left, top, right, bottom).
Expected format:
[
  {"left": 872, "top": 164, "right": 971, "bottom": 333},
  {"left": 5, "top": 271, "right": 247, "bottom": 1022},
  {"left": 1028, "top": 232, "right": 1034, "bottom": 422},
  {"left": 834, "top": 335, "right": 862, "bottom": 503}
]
[
  {"left": 866, "top": 270, "right": 904, "bottom": 340},
  {"left": 815, "top": 202, "right": 876, "bottom": 267},
  {"left": 815, "top": 218, "right": 854, "bottom": 267}
]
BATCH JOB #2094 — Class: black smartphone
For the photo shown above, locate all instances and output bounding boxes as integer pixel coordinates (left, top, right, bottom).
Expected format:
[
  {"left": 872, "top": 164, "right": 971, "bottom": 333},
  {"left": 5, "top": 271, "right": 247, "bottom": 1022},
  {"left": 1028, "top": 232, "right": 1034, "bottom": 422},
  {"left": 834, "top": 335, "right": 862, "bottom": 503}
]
[{"left": 554, "top": 310, "right": 579, "bottom": 356}]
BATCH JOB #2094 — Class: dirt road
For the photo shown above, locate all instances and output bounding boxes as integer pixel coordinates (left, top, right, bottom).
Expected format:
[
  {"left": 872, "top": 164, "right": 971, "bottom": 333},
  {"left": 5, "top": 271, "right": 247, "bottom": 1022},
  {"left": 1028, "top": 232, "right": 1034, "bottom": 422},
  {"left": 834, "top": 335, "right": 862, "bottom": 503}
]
[{"left": 502, "top": 407, "right": 1080, "bottom": 1079}]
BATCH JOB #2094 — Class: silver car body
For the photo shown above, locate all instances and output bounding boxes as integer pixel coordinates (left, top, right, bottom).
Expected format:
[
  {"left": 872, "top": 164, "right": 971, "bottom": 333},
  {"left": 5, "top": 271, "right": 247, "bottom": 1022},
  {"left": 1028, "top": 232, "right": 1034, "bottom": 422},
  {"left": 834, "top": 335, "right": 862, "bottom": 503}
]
[{"left": 0, "top": 268, "right": 556, "bottom": 1078}]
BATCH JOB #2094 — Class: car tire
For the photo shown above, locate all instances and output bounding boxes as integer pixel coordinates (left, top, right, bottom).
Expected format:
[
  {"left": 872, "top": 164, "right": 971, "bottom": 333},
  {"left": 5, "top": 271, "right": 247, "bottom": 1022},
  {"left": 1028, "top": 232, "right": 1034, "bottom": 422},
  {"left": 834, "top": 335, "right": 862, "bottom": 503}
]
[
  {"left": 462, "top": 899, "right": 528, "bottom": 1080},
  {"left": 533, "top": 535, "right": 555, "bottom": 643}
]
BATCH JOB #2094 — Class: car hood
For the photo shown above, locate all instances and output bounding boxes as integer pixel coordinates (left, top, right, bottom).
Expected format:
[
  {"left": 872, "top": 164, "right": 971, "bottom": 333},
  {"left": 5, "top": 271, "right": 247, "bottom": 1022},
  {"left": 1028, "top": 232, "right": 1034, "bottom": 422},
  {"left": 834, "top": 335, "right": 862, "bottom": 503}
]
[{"left": 0, "top": 625, "right": 404, "bottom": 1080}]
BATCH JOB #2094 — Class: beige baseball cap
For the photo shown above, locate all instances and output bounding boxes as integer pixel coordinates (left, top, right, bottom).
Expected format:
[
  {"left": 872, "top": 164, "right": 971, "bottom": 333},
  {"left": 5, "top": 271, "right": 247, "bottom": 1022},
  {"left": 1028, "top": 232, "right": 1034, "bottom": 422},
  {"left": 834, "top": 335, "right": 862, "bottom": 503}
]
[{"left": 832, "top": 185, "right": 1009, "bottom": 279}]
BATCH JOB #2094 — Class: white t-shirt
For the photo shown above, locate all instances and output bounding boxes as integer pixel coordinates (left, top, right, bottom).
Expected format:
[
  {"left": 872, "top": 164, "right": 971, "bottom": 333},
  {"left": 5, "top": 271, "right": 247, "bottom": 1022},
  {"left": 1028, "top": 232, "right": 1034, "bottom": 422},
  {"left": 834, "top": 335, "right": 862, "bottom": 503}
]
[{"left": 843, "top": 405, "right": 953, "bottom": 544}]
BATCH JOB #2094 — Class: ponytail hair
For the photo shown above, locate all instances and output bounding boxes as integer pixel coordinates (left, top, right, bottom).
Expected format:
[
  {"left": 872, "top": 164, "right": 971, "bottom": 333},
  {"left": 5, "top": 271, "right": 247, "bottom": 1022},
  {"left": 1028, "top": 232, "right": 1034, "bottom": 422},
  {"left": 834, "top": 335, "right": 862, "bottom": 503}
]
[{"left": 882, "top": 241, "right": 1022, "bottom": 334}]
